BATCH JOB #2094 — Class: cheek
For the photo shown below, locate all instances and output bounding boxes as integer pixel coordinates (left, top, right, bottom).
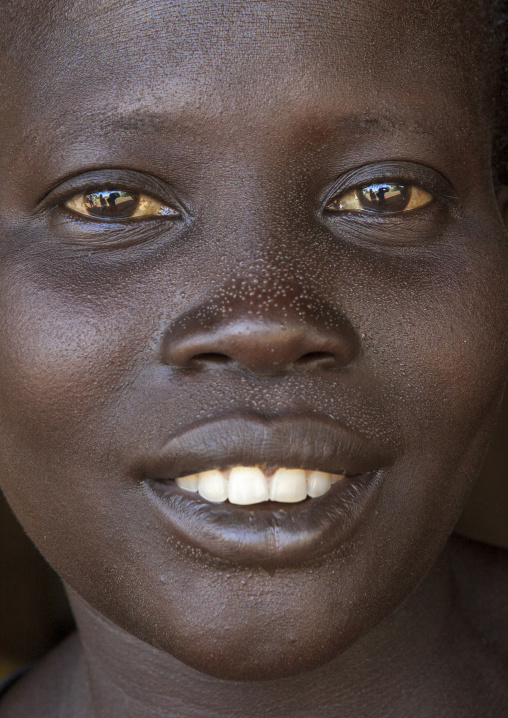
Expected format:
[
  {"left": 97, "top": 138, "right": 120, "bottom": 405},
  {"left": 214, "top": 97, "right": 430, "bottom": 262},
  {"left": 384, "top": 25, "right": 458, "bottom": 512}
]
[
  {"left": 349, "top": 238, "right": 508, "bottom": 571},
  {"left": 0, "top": 273, "right": 139, "bottom": 428},
  {"left": 363, "top": 243, "right": 508, "bottom": 431},
  {"left": 0, "top": 268, "right": 148, "bottom": 530}
]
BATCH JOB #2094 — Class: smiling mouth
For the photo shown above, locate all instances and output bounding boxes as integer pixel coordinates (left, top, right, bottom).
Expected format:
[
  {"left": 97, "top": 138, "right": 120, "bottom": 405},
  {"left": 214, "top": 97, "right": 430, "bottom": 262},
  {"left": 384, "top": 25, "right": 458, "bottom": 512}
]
[{"left": 140, "top": 413, "right": 392, "bottom": 567}]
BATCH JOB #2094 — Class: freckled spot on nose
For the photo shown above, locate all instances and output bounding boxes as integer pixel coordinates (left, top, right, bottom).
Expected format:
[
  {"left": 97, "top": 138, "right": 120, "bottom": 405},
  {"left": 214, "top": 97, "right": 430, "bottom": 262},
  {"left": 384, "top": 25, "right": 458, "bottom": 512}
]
[{"left": 160, "top": 270, "right": 362, "bottom": 377}]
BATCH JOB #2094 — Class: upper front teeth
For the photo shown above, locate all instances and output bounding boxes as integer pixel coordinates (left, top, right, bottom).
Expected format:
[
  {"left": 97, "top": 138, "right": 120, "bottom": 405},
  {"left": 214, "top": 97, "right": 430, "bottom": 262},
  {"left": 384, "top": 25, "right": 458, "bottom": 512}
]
[
  {"left": 269, "top": 468, "right": 307, "bottom": 503},
  {"left": 229, "top": 467, "right": 269, "bottom": 504},
  {"left": 175, "top": 467, "right": 345, "bottom": 505}
]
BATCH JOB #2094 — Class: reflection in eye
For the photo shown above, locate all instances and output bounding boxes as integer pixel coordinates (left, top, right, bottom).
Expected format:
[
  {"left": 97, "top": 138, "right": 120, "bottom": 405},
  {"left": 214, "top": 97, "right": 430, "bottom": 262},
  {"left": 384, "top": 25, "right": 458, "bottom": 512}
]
[
  {"left": 326, "top": 183, "right": 433, "bottom": 214},
  {"left": 64, "top": 190, "right": 180, "bottom": 220}
]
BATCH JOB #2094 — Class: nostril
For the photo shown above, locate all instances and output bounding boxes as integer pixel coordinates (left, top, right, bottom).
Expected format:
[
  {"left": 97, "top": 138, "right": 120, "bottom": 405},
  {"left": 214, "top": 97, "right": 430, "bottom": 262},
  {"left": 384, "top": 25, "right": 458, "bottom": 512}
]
[
  {"left": 191, "top": 352, "right": 233, "bottom": 368},
  {"left": 296, "top": 351, "right": 337, "bottom": 368},
  {"left": 162, "top": 307, "right": 360, "bottom": 373}
]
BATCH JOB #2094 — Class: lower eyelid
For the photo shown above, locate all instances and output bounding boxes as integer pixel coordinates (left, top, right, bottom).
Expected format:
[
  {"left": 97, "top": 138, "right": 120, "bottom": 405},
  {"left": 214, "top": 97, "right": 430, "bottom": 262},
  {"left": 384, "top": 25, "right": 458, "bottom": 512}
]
[{"left": 48, "top": 208, "right": 180, "bottom": 250}]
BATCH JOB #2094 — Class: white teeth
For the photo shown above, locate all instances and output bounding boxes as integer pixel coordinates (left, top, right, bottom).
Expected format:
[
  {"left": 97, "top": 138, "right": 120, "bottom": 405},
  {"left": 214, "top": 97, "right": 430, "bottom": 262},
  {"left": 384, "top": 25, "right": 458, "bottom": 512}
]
[
  {"left": 176, "top": 474, "right": 199, "bottom": 492},
  {"left": 228, "top": 467, "right": 269, "bottom": 505},
  {"left": 197, "top": 470, "right": 228, "bottom": 502},
  {"left": 307, "top": 471, "right": 331, "bottom": 498},
  {"left": 175, "top": 466, "right": 346, "bottom": 505},
  {"left": 269, "top": 468, "right": 307, "bottom": 503}
]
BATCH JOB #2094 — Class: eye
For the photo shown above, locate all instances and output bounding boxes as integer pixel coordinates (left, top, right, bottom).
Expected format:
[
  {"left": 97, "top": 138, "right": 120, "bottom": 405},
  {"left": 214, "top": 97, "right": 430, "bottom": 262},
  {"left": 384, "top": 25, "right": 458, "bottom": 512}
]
[
  {"left": 326, "top": 183, "right": 433, "bottom": 214},
  {"left": 64, "top": 190, "right": 180, "bottom": 220}
]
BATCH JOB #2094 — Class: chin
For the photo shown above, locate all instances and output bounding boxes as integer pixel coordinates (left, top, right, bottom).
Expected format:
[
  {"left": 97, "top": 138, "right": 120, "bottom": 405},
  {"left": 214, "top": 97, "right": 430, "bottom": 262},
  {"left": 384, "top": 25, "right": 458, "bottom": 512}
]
[{"left": 157, "top": 622, "right": 349, "bottom": 682}]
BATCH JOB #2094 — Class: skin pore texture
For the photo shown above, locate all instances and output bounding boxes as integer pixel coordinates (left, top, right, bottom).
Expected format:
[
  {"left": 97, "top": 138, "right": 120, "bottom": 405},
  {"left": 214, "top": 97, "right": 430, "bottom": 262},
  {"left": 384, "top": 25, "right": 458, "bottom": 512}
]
[{"left": 0, "top": 0, "right": 508, "bottom": 716}]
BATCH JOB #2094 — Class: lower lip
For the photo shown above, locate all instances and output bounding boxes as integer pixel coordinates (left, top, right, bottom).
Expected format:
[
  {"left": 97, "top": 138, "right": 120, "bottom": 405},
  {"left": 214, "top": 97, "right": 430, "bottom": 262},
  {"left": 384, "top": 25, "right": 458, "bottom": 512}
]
[{"left": 144, "top": 471, "right": 383, "bottom": 568}]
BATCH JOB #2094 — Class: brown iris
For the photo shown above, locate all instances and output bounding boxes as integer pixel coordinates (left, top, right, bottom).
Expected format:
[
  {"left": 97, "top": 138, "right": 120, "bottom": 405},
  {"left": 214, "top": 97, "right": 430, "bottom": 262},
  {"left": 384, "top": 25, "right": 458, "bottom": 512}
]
[
  {"left": 358, "top": 184, "right": 410, "bottom": 212},
  {"left": 83, "top": 191, "right": 138, "bottom": 219}
]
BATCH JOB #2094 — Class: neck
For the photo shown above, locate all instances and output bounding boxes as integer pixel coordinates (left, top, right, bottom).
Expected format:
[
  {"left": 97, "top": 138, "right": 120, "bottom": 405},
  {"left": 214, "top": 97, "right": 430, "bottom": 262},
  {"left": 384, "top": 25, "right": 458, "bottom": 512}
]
[{"left": 65, "top": 544, "right": 457, "bottom": 718}]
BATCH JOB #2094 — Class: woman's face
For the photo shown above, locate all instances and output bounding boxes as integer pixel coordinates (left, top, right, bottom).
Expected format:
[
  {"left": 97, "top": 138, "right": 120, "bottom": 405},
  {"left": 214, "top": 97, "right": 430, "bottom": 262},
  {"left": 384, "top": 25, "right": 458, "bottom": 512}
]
[{"left": 0, "top": 0, "right": 506, "bottom": 680}]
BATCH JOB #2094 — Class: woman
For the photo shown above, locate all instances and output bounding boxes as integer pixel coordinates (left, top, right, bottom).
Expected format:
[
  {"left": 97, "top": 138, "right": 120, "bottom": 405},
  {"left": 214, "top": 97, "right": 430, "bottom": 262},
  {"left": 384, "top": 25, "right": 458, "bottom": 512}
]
[{"left": 0, "top": 0, "right": 507, "bottom": 715}]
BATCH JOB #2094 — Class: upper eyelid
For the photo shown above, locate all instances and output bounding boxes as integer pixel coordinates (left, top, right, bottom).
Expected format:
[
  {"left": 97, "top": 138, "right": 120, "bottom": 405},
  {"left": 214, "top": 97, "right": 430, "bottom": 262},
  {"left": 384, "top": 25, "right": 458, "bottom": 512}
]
[
  {"left": 34, "top": 169, "right": 186, "bottom": 215},
  {"left": 322, "top": 161, "right": 457, "bottom": 207}
]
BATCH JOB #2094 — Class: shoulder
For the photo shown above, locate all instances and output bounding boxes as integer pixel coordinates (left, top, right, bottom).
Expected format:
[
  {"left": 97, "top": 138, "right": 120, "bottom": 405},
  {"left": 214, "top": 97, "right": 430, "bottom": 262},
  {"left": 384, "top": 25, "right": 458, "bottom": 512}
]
[
  {"left": 448, "top": 533, "right": 508, "bottom": 656},
  {"left": 0, "top": 632, "right": 82, "bottom": 718}
]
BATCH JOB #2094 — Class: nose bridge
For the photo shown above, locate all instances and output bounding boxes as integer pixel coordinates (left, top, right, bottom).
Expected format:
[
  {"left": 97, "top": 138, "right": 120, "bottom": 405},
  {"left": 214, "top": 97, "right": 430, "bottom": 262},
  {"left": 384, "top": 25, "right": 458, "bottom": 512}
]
[
  {"left": 161, "top": 273, "right": 360, "bottom": 377},
  {"left": 196, "top": 159, "right": 323, "bottom": 304},
  {"left": 197, "top": 133, "right": 314, "bottom": 242},
  {"left": 160, "top": 144, "right": 359, "bottom": 377}
]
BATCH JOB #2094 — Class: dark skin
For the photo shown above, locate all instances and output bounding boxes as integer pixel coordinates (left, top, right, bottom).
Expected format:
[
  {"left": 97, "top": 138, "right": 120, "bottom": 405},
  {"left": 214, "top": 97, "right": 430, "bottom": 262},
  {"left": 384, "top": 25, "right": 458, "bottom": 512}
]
[{"left": 1, "top": 0, "right": 508, "bottom": 715}]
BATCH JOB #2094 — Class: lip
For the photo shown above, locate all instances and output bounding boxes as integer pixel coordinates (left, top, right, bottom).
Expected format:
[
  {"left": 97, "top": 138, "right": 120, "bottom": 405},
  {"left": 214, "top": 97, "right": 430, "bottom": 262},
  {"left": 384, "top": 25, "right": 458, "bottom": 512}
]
[{"left": 140, "top": 413, "right": 392, "bottom": 567}]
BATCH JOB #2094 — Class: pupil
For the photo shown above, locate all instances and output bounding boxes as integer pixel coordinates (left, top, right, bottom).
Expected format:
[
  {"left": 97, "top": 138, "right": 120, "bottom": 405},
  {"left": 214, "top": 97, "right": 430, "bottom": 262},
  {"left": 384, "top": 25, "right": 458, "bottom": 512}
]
[
  {"left": 84, "top": 191, "right": 138, "bottom": 218},
  {"left": 359, "top": 184, "right": 410, "bottom": 212}
]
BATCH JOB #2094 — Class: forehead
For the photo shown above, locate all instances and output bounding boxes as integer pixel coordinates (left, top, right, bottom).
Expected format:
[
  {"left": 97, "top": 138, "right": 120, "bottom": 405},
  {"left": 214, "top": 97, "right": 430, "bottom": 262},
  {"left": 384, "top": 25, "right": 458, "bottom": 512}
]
[
  {"left": 4, "top": 0, "right": 492, "bottom": 100},
  {"left": 0, "top": 0, "right": 494, "bottom": 193},
  {"left": 6, "top": 0, "right": 489, "bottom": 104}
]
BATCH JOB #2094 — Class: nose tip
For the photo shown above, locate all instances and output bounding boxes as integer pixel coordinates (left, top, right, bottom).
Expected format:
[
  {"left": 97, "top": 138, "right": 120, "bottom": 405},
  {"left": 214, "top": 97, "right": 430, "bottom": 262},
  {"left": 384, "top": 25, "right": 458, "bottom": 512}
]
[{"left": 161, "top": 311, "right": 360, "bottom": 377}]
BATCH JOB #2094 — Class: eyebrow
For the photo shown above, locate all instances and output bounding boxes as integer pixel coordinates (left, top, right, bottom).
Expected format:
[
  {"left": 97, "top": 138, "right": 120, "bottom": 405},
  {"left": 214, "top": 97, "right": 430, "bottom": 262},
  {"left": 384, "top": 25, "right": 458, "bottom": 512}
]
[
  {"left": 29, "top": 100, "right": 456, "bottom": 202},
  {"left": 67, "top": 106, "right": 444, "bottom": 145}
]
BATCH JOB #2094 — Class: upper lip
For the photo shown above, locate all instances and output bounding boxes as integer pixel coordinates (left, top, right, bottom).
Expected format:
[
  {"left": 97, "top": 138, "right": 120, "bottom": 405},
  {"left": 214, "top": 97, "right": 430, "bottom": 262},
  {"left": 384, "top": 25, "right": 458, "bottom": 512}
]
[{"left": 141, "top": 412, "right": 392, "bottom": 480}]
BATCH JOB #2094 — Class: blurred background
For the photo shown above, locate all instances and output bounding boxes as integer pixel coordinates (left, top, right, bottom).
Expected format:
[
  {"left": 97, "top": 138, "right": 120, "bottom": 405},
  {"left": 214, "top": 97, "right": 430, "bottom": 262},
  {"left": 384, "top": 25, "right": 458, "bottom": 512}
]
[{"left": 0, "top": 394, "right": 507, "bottom": 679}]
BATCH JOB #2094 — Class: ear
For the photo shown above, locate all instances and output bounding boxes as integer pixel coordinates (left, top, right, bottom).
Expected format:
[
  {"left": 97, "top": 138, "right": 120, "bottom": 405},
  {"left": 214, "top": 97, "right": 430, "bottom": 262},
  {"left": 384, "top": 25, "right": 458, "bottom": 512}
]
[{"left": 497, "top": 185, "right": 508, "bottom": 231}]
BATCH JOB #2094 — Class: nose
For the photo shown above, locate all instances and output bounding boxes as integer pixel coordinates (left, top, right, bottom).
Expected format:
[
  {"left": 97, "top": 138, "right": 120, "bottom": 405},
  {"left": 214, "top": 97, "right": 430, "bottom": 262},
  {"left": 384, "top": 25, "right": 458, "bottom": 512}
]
[{"left": 161, "top": 287, "right": 360, "bottom": 377}]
